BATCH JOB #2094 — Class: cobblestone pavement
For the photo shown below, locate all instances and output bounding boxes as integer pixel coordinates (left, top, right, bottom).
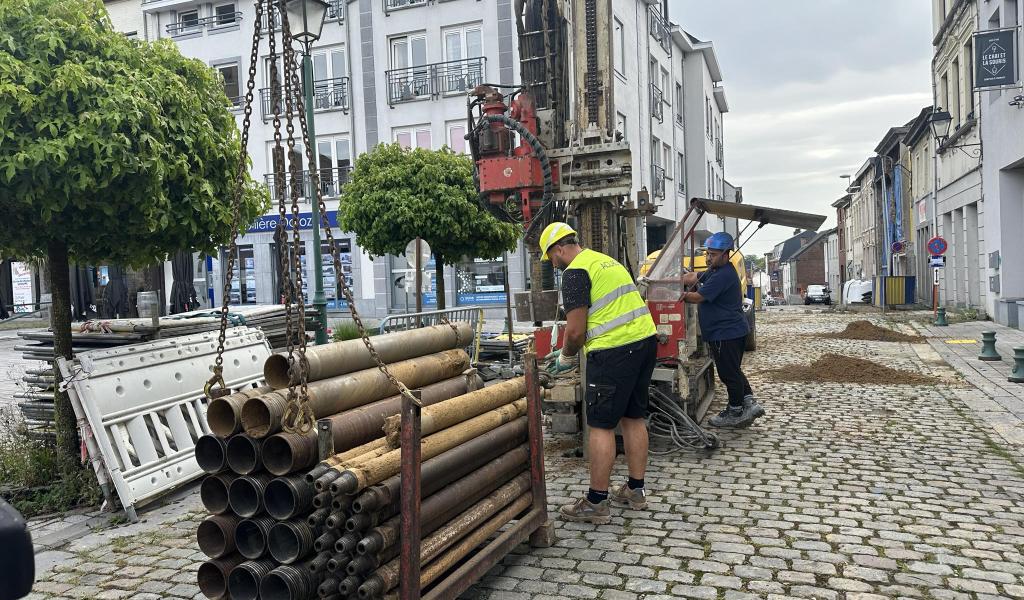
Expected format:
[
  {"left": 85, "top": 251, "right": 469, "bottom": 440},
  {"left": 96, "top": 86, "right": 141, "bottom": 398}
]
[{"left": 25, "top": 308, "right": 1024, "bottom": 600}]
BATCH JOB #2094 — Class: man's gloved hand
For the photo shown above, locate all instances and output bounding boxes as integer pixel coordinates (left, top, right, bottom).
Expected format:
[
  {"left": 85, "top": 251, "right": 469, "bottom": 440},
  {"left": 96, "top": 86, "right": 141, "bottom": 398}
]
[
  {"left": 544, "top": 349, "right": 561, "bottom": 361},
  {"left": 547, "top": 351, "right": 579, "bottom": 374}
]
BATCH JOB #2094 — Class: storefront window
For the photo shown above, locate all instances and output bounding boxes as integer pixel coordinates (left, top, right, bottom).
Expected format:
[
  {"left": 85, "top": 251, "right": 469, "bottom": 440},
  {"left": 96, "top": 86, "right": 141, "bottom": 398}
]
[
  {"left": 390, "top": 254, "right": 436, "bottom": 311},
  {"left": 229, "top": 245, "right": 257, "bottom": 304},
  {"left": 322, "top": 239, "right": 353, "bottom": 310},
  {"left": 456, "top": 257, "right": 507, "bottom": 305}
]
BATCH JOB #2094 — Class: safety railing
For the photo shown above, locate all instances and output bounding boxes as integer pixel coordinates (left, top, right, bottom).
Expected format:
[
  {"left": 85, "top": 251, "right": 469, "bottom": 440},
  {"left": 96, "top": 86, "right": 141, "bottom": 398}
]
[
  {"left": 650, "top": 83, "right": 664, "bottom": 123},
  {"left": 383, "top": 0, "right": 428, "bottom": 13},
  {"left": 716, "top": 140, "right": 724, "bottom": 166},
  {"left": 166, "top": 11, "right": 242, "bottom": 36},
  {"left": 264, "top": 167, "right": 352, "bottom": 203},
  {"left": 259, "top": 77, "right": 350, "bottom": 121},
  {"left": 379, "top": 307, "right": 484, "bottom": 364},
  {"left": 649, "top": 7, "right": 672, "bottom": 55},
  {"left": 651, "top": 164, "right": 666, "bottom": 200},
  {"left": 261, "top": 0, "right": 344, "bottom": 31},
  {"left": 386, "top": 57, "right": 486, "bottom": 106}
]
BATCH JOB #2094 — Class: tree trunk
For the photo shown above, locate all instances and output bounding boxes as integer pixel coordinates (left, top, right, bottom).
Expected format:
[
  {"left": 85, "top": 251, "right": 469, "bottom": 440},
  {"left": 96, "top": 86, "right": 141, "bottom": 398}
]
[
  {"left": 47, "top": 239, "right": 79, "bottom": 468},
  {"left": 434, "top": 256, "right": 445, "bottom": 310}
]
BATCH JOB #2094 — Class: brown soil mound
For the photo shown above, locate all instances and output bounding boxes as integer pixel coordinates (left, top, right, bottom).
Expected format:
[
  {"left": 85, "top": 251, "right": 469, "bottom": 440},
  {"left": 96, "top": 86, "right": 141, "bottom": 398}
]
[
  {"left": 826, "top": 320, "right": 925, "bottom": 343},
  {"left": 770, "top": 353, "right": 937, "bottom": 385}
]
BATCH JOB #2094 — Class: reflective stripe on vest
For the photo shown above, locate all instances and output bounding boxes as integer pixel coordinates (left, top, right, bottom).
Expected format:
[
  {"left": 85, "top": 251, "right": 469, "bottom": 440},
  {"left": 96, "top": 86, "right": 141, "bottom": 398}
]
[
  {"left": 586, "top": 305, "right": 652, "bottom": 340},
  {"left": 589, "top": 283, "right": 637, "bottom": 314}
]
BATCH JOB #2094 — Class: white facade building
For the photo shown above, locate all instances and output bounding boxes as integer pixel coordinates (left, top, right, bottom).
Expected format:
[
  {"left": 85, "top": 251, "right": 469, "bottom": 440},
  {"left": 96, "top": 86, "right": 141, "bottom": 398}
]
[
  {"left": 978, "top": 0, "right": 1024, "bottom": 326},
  {"left": 114, "top": 0, "right": 729, "bottom": 317}
]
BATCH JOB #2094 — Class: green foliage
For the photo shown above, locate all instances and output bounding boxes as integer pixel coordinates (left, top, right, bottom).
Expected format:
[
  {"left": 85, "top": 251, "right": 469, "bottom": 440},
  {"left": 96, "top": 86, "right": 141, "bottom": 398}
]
[
  {"left": 331, "top": 320, "right": 378, "bottom": 342},
  {"left": 0, "top": 0, "right": 267, "bottom": 266},
  {"left": 337, "top": 144, "right": 521, "bottom": 264}
]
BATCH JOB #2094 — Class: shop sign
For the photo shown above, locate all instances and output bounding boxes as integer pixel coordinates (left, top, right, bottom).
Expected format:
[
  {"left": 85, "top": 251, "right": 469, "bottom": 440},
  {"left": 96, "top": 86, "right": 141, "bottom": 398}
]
[
  {"left": 457, "top": 293, "right": 508, "bottom": 305},
  {"left": 247, "top": 210, "right": 339, "bottom": 233},
  {"left": 974, "top": 28, "right": 1019, "bottom": 89},
  {"left": 11, "top": 262, "right": 32, "bottom": 312}
]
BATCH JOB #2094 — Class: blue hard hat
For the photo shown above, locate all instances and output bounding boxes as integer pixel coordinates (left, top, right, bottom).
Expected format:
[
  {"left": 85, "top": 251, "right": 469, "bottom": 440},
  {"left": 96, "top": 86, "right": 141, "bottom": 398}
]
[{"left": 706, "top": 232, "right": 734, "bottom": 251}]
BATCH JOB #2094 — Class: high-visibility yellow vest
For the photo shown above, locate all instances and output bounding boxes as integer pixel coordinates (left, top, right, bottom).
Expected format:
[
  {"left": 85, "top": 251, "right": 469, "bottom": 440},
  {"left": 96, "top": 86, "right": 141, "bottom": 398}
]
[{"left": 567, "top": 249, "right": 657, "bottom": 354}]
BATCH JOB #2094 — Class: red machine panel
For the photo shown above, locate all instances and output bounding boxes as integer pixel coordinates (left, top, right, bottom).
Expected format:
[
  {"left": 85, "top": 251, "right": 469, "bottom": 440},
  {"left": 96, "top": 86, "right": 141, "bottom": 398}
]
[
  {"left": 648, "top": 301, "right": 686, "bottom": 360},
  {"left": 477, "top": 156, "right": 544, "bottom": 191}
]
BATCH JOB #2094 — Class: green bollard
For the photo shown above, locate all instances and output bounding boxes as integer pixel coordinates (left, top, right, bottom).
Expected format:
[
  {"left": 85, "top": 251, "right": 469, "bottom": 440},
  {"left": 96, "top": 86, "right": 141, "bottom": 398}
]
[
  {"left": 935, "top": 307, "right": 949, "bottom": 326},
  {"left": 979, "top": 331, "right": 1002, "bottom": 361},
  {"left": 1010, "top": 347, "right": 1024, "bottom": 383}
]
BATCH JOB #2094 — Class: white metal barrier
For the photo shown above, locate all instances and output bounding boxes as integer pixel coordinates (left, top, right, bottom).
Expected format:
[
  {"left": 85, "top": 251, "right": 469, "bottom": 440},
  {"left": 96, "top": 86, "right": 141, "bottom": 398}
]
[{"left": 377, "top": 307, "right": 483, "bottom": 364}]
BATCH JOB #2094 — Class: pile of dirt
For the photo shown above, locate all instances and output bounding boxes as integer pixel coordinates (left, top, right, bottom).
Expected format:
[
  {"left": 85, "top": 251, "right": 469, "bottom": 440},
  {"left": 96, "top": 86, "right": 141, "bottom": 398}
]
[
  {"left": 769, "top": 353, "right": 937, "bottom": 385},
  {"left": 826, "top": 320, "right": 925, "bottom": 343}
]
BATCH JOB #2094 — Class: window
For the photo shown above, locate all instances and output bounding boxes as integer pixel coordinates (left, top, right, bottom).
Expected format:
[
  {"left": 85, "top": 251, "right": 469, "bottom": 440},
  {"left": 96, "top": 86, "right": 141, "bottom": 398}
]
[
  {"left": 675, "top": 83, "right": 683, "bottom": 123},
  {"left": 951, "top": 59, "right": 961, "bottom": 124},
  {"left": 178, "top": 9, "right": 200, "bottom": 32},
  {"left": 940, "top": 73, "right": 949, "bottom": 117},
  {"left": 312, "top": 47, "right": 348, "bottom": 110},
  {"left": 963, "top": 41, "right": 974, "bottom": 115},
  {"left": 651, "top": 137, "right": 661, "bottom": 167},
  {"left": 613, "top": 18, "right": 625, "bottom": 75},
  {"left": 395, "top": 127, "right": 431, "bottom": 150},
  {"left": 662, "top": 143, "right": 672, "bottom": 178},
  {"left": 391, "top": 34, "right": 427, "bottom": 71},
  {"left": 214, "top": 3, "right": 237, "bottom": 26},
  {"left": 661, "top": 68, "right": 670, "bottom": 103},
  {"left": 315, "top": 137, "right": 351, "bottom": 196},
  {"left": 676, "top": 152, "right": 686, "bottom": 193},
  {"left": 442, "top": 25, "right": 484, "bottom": 93},
  {"left": 444, "top": 25, "right": 483, "bottom": 62},
  {"left": 215, "top": 63, "right": 241, "bottom": 107},
  {"left": 615, "top": 112, "right": 627, "bottom": 141},
  {"left": 706, "top": 97, "right": 712, "bottom": 137},
  {"left": 390, "top": 34, "right": 429, "bottom": 99},
  {"left": 447, "top": 124, "right": 467, "bottom": 153},
  {"left": 649, "top": 58, "right": 659, "bottom": 90}
]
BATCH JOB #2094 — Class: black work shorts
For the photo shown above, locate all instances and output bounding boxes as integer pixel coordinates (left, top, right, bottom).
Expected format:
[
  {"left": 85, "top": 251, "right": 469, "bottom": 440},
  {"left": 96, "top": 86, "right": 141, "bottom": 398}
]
[{"left": 584, "top": 336, "right": 657, "bottom": 429}]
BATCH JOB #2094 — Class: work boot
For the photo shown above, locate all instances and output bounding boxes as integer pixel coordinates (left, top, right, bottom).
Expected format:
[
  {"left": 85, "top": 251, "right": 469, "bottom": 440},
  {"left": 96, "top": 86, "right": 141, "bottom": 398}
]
[
  {"left": 708, "top": 402, "right": 761, "bottom": 428},
  {"left": 559, "top": 496, "right": 611, "bottom": 524},
  {"left": 610, "top": 483, "right": 648, "bottom": 510},
  {"left": 743, "top": 395, "right": 766, "bottom": 419}
]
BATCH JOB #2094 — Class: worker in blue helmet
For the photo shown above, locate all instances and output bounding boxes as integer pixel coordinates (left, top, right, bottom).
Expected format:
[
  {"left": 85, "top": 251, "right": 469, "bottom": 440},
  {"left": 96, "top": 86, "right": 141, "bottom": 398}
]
[{"left": 682, "top": 231, "right": 765, "bottom": 428}]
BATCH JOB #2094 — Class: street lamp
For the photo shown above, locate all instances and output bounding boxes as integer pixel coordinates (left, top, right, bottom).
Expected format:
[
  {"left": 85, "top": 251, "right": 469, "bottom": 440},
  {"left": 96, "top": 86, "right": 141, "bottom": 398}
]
[
  {"left": 928, "top": 109, "right": 953, "bottom": 142},
  {"left": 285, "top": 0, "right": 330, "bottom": 344}
]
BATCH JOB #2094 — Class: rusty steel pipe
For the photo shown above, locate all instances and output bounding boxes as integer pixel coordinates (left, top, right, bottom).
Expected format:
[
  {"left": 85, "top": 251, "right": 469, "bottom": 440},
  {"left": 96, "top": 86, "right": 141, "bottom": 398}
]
[
  {"left": 200, "top": 473, "right": 239, "bottom": 515},
  {"left": 358, "top": 476, "right": 531, "bottom": 599},
  {"left": 263, "top": 323, "right": 473, "bottom": 389},
  {"left": 314, "top": 470, "right": 342, "bottom": 491},
  {"left": 197, "top": 553, "right": 245, "bottom": 599},
  {"left": 315, "top": 437, "right": 388, "bottom": 476},
  {"left": 225, "top": 434, "right": 263, "bottom": 475},
  {"left": 357, "top": 445, "right": 528, "bottom": 557},
  {"left": 338, "top": 575, "right": 362, "bottom": 597},
  {"left": 347, "top": 552, "right": 382, "bottom": 576},
  {"left": 260, "top": 563, "right": 318, "bottom": 600},
  {"left": 196, "top": 434, "right": 229, "bottom": 474},
  {"left": 207, "top": 386, "right": 273, "bottom": 438},
  {"left": 243, "top": 350, "right": 471, "bottom": 438},
  {"left": 228, "top": 473, "right": 274, "bottom": 518},
  {"left": 306, "top": 463, "right": 333, "bottom": 482},
  {"left": 334, "top": 531, "right": 361, "bottom": 555},
  {"left": 319, "top": 375, "right": 473, "bottom": 456},
  {"left": 262, "top": 431, "right": 319, "bottom": 476},
  {"left": 235, "top": 516, "right": 277, "bottom": 560},
  {"left": 315, "top": 531, "right": 339, "bottom": 553},
  {"left": 307, "top": 507, "right": 331, "bottom": 529},
  {"left": 268, "top": 519, "right": 319, "bottom": 565},
  {"left": 352, "top": 418, "right": 528, "bottom": 515},
  {"left": 265, "top": 474, "right": 316, "bottom": 520},
  {"left": 324, "top": 446, "right": 394, "bottom": 494},
  {"left": 227, "top": 559, "right": 276, "bottom": 600},
  {"left": 332, "top": 495, "right": 352, "bottom": 511},
  {"left": 332, "top": 399, "right": 527, "bottom": 495},
  {"left": 382, "top": 378, "right": 525, "bottom": 447},
  {"left": 327, "top": 553, "right": 351, "bottom": 574},
  {"left": 308, "top": 550, "right": 332, "bottom": 574},
  {"left": 197, "top": 514, "right": 242, "bottom": 559}
]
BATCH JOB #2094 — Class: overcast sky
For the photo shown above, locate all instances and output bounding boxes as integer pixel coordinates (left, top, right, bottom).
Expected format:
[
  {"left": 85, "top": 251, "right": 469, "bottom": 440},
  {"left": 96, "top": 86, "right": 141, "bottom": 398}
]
[{"left": 670, "top": 0, "right": 934, "bottom": 257}]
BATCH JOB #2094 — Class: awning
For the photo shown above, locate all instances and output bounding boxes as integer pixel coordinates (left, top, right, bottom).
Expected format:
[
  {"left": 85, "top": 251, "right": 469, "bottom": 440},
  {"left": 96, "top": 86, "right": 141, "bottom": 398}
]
[{"left": 690, "top": 198, "right": 827, "bottom": 231}]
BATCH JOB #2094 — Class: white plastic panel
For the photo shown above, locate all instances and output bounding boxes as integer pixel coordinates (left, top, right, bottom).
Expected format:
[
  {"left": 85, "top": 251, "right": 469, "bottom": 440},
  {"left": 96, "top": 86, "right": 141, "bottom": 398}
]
[{"left": 60, "top": 327, "right": 271, "bottom": 519}]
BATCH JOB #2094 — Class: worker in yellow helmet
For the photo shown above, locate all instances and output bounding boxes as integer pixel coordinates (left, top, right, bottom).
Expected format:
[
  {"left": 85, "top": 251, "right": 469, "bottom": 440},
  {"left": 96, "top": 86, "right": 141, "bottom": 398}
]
[{"left": 539, "top": 221, "right": 658, "bottom": 525}]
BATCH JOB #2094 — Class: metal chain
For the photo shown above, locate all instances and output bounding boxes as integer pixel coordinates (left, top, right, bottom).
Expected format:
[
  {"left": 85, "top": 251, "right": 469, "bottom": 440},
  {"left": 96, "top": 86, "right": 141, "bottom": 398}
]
[
  {"left": 205, "top": 0, "right": 265, "bottom": 400},
  {"left": 278, "top": 10, "right": 423, "bottom": 413},
  {"left": 277, "top": 8, "right": 314, "bottom": 433}
]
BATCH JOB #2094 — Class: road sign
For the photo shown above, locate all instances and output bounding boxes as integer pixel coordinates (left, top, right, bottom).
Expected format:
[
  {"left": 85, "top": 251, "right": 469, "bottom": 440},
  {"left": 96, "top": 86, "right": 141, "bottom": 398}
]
[
  {"left": 934, "top": 267, "right": 941, "bottom": 285},
  {"left": 927, "top": 236, "right": 948, "bottom": 256},
  {"left": 929, "top": 255, "right": 946, "bottom": 268},
  {"left": 891, "top": 241, "right": 905, "bottom": 253},
  {"left": 404, "top": 239, "right": 431, "bottom": 268}
]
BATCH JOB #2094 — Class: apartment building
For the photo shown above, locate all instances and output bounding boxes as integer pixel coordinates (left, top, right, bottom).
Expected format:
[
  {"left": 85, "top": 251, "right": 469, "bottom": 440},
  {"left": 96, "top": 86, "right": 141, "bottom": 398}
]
[
  {"left": 904, "top": 106, "right": 937, "bottom": 302},
  {"left": 111, "top": 0, "right": 730, "bottom": 316},
  {"left": 848, "top": 158, "right": 878, "bottom": 280},
  {"left": 931, "top": 0, "right": 986, "bottom": 314},
  {"left": 978, "top": 0, "right": 1024, "bottom": 326}
]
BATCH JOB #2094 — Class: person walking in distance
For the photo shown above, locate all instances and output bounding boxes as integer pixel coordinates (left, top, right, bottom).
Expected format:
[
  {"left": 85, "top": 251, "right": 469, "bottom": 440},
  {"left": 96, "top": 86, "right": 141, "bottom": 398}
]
[
  {"left": 540, "top": 222, "right": 658, "bottom": 525},
  {"left": 682, "top": 232, "right": 764, "bottom": 428}
]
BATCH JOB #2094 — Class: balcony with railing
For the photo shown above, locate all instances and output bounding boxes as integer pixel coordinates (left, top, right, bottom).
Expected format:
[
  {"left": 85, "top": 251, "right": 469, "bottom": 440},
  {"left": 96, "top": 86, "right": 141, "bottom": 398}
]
[
  {"left": 384, "top": 0, "right": 428, "bottom": 13},
  {"left": 261, "top": 0, "right": 344, "bottom": 32},
  {"left": 264, "top": 167, "right": 352, "bottom": 203},
  {"left": 649, "top": 8, "right": 672, "bottom": 55},
  {"left": 716, "top": 140, "right": 724, "bottom": 166},
  {"left": 258, "top": 77, "right": 350, "bottom": 121},
  {"left": 651, "top": 164, "right": 666, "bottom": 200},
  {"left": 650, "top": 83, "right": 664, "bottom": 123},
  {"left": 386, "top": 57, "right": 485, "bottom": 106},
  {"left": 166, "top": 11, "right": 242, "bottom": 36}
]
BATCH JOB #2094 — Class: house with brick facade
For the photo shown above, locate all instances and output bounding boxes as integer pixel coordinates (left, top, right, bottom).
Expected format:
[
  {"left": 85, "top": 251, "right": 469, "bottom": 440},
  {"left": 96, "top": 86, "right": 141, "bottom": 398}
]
[{"left": 781, "top": 229, "right": 831, "bottom": 304}]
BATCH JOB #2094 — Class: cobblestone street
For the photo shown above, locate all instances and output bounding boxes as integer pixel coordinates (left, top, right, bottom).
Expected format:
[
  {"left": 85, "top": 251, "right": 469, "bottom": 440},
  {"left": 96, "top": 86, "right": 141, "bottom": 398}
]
[{"left": 24, "top": 309, "right": 1024, "bottom": 600}]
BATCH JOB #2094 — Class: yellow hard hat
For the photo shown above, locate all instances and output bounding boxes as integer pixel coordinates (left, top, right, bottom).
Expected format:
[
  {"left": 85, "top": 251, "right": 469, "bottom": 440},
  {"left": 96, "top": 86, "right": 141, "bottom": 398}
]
[{"left": 539, "top": 222, "right": 577, "bottom": 261}]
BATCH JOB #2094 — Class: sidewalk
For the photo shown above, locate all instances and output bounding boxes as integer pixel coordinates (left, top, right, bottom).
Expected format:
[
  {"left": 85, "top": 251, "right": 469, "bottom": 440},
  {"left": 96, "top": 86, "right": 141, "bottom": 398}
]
[{"left": 915, "top": 319, "right": 1024, "bottom": 455}]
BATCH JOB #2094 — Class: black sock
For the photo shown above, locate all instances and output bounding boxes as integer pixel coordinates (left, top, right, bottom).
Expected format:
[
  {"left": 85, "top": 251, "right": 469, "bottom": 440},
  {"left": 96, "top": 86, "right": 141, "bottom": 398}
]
[
  {"left": 587, "top": 489, "right": 608, "bottom": 504},
  {"left": 627, "top": 477, "right": 644, "bottom": 490}
]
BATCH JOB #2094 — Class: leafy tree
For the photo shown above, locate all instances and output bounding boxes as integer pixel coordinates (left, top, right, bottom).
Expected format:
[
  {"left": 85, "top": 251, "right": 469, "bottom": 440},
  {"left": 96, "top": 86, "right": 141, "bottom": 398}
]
[
  {"left": 0, "top": 0, "right": 267, "bottom": 466},
  {"left": 338, "top": 144, "right": 520, "bottom": 309}
]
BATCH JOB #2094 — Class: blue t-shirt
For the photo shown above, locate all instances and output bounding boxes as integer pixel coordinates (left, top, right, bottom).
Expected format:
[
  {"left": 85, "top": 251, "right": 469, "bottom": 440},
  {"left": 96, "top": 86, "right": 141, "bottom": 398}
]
[{"left": 696, "top": 264, "right": 749, "bottom": 342}]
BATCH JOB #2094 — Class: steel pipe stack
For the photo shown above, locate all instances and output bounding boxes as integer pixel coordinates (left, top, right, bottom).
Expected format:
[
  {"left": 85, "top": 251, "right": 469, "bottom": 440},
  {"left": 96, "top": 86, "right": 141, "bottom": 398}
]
[{"left": 194, "top": 324, "right": 482, "bottom": 599}]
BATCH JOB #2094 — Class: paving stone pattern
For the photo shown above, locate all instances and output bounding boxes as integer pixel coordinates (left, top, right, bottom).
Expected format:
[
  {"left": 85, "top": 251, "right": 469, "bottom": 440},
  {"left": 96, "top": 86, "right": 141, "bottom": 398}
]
[{"left": 25, "top": 309, "right": 1024, "bottom": 599}]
